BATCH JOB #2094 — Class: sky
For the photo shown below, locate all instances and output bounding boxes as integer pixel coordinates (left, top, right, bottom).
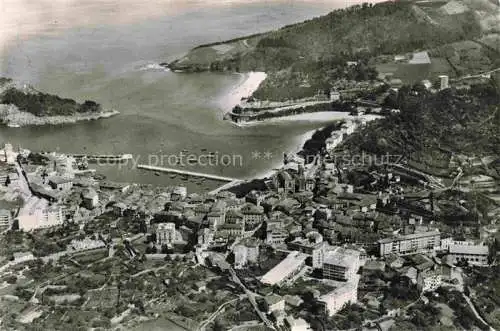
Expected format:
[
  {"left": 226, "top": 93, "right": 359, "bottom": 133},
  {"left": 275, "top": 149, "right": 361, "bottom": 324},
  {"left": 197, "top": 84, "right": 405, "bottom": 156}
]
[{"left": 0, "top": 0, "right": 387, "bottom": 48}]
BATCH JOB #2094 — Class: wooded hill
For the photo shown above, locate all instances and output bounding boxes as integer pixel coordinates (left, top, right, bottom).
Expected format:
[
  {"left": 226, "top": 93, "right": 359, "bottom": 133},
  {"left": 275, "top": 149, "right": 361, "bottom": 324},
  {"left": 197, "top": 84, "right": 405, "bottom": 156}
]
[{"left": 168, "top": 1, "right": 486, "bottom": 100}]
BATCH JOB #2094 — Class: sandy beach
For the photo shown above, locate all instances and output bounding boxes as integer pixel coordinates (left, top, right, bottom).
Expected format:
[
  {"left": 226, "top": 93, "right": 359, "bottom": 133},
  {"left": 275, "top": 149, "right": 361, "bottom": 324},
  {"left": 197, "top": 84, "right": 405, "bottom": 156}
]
[
  {"left": 252, "top": 127, "right": 319, "bottom": 180},
  {"left": 232, "top": 111, "right": 353, "bottom": 127},
  {"left": 218, "top": 71, "right": 267, "bottom": 112},
  {"left": 233, "top": 111, "right": 384, "bottom": 127}
]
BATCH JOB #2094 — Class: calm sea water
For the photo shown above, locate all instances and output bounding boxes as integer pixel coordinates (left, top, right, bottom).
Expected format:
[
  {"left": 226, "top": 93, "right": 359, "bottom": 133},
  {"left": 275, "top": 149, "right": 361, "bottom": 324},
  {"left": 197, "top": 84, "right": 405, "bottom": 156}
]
[{"left": 0, "top": 0, "right": 380, "bottom": 190}]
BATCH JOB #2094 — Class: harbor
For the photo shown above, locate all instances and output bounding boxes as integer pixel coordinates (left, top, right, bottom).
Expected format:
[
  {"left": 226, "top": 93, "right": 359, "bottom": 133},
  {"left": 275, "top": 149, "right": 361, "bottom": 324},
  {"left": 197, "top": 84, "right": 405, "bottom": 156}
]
[
  {"left": 69, "top": 154, "right": 133, "bottom": 163},
  {"left": 136, "top": 164, "right": 238, "bottom": 182}
]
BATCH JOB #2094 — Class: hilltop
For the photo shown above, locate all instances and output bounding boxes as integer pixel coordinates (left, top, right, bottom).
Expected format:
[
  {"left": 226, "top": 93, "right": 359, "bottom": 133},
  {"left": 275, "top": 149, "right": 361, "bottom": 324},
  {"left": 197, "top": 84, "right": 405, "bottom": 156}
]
[{"left": 166, "top": 0, "right": 499, "bottom": 101}]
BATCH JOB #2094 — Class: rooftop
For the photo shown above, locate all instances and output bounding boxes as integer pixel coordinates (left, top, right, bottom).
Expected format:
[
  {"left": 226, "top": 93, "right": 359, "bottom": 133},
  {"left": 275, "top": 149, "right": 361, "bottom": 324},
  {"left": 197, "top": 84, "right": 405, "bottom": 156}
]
[
  {"left": 319, "top": 274, "right": 360, "bottom": 300},
  {"left": 408, "top": 51, "right": 431, "bottom": 64},
  {"left": 48, "top": 176, "right": 73, "bottom": 185},
  {"left": 449, "top": 244, "right": 489, "bottom": 255},
  {"left": 264, "top": 294, "right": 284, "bottom": 306},
  {"left": 324, "top": 247, "right": 360, "bottom": 268},
  {"left": 261, "top": 251, "right": 308, "bottom": 285}
]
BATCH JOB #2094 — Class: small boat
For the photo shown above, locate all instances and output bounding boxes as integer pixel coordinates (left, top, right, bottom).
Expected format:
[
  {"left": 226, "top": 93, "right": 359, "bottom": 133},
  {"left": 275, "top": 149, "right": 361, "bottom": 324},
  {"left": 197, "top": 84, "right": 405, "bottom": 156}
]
[
  {"left": 182, "top": 149, "right": 189, "bottom": 153},
  {"left": 154, "top": 172, "right": 160, "bottom": 176},
  {"left": 7, "top": 123, "right": 21, "bottom": 128},
  {"left": 201, "top": 148, "right": 207, "bottom": 152},
  {"left": 170, "top": 174, "right": 177, "bottom": 179}
]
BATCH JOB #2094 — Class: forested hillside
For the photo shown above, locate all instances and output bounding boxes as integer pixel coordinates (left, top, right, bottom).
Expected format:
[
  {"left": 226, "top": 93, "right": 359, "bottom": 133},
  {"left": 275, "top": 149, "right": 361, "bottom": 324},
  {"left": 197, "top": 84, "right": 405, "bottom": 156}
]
[
  {"left": 338, "top": 80, "right": 500, "bottom": 174},
  {"left": 168, "top": 1, "right": 484, "bottom": 100}
]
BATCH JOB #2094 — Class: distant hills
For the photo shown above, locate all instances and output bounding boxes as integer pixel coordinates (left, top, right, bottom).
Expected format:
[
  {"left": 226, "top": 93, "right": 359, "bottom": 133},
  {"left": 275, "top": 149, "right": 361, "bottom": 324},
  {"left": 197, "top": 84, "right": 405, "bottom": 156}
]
[{"left": 167, "top": 0, "right": 499, "bottom": 101}]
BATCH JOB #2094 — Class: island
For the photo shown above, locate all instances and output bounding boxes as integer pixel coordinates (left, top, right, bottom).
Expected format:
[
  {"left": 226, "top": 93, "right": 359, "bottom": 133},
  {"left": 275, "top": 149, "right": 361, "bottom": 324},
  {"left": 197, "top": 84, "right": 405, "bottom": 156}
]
[{"left": 0, "top": 77, "right": 119, "bottom": 127}]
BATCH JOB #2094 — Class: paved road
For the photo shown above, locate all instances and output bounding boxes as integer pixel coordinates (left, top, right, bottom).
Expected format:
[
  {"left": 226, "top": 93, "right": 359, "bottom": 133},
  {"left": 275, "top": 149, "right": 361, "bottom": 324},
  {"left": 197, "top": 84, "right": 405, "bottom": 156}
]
[
  {"left": 462, "top": 293, "right": 494, "bottom": 331},
  {"left": 198, "top": 297, "right": 240, "bottom": 331},
  {"left": 228, "top": 267, "right": 275, "bottom": 330}
]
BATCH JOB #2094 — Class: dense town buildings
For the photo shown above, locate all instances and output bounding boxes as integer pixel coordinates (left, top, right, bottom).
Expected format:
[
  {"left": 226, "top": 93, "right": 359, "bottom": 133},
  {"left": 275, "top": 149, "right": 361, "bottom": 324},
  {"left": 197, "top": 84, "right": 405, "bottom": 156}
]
[{"left": 0, "top": 61, "right": 499, "bottom": 329}]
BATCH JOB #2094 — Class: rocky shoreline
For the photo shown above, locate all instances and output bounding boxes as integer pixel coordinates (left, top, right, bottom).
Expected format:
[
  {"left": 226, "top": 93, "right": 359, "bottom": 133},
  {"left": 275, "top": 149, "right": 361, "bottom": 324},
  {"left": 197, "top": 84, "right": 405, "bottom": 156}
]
[{"left": 0, "top": 104, "right": 119, "bottom": 127}]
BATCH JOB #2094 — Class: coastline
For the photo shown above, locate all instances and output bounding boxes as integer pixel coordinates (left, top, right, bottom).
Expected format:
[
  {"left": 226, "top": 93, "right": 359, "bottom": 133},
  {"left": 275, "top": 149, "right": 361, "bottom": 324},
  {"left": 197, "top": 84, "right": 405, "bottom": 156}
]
[
  {"left": 230, "top": 111, "right": 353, "bottom": 127},
  {"left": 248, "top": 113, "right": 383, "bottom": 181},
  {"left": 218, "top": 71, "right": 267, "bottom": 112},
  {"left": 0, "top": 104, "right": 120, "bottom": 127},
  {"left": 251, "top": 127, "right": 319, "bottom": 180}
]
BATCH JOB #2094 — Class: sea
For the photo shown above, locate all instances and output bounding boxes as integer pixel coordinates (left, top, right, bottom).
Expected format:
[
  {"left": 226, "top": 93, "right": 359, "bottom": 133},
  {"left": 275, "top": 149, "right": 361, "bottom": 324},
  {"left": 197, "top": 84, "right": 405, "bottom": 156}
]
[{"left": 0, "top": 0, "right": 382, "bottom": 192}]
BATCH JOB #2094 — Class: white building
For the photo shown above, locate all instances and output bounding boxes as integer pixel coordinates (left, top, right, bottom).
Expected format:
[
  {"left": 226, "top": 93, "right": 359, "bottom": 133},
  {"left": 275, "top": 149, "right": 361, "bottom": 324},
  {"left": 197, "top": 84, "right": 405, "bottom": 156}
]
[
  {"left": 171, "top": 186, "right": 187, "bottom": 201},
  {"left": 261, "top": 251, "right": 308, "bottom": 286},
  {"left": 81, "top": 188, "right": 99, "bottom": 209},
  {"left": 198, "top": 228, "right": 214, "bottom": 247},
  {"left": 378, "top": 230, "right": 441, "bottom": 256},
  {"left": 48, "top": 176, "right": 73, "bottom": 191},
  {"left": 319, "top": 275, "right": 360, "bottom": 316},
  {"left": 266, "top": 228, "right": 288, "bottom": 247},
  {"left": 323, "top": 247, "right": 360, "bottom": 281},
  {"left": 285, "top": 317, "right": 312, "bottom": 331},
  {"left": 17, "top": 198, "right": 64, "bottom": 231},
  {"left": 421, "top": 79, "right": 433, "bottom": 90},
  {"left": 0, "top": 209, "right": 12, "bottom": 231},
  {"left": 439, "top": 75, "right": 449, "bottom": 90},
  {"left": 289, "top": 232, "right": 328, "bottom": 269},
  {"left": 330, "top": 90, "right": 340, "bottom": 102},
  {"left": 234, "top": 239, "right": 260, "bottom": 269},
  {"left": 156, "top": 223, "right": 177, "bottom": 246},
  {"left": 447, "top": 243, "right": 489, "bottom": 266},
  {"left": 1, "top": 143, "right": 16, "bottom": 164},
  {"left": 207, "top": 210, "right": 225, "bottom": 230},
  {"left": 241, "top": 203, "right": 265, "bottom": 227},
  {"left": 264, "top": 294, "right": 285, "bottom": 312}
]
